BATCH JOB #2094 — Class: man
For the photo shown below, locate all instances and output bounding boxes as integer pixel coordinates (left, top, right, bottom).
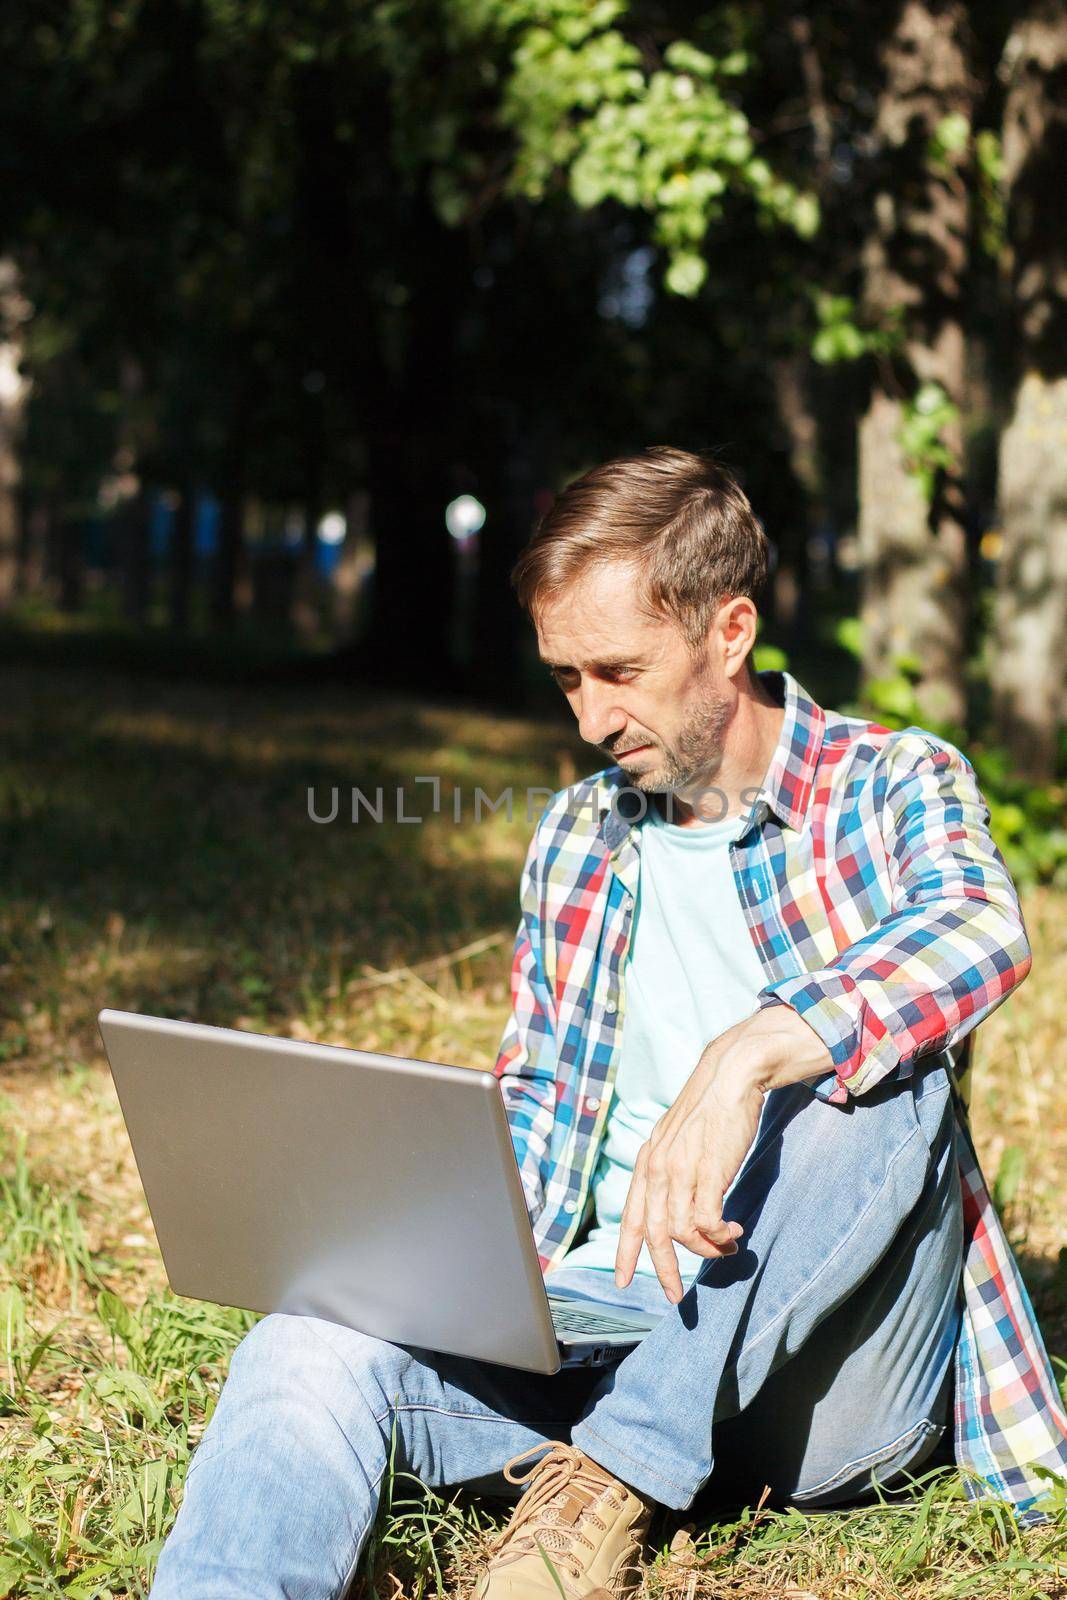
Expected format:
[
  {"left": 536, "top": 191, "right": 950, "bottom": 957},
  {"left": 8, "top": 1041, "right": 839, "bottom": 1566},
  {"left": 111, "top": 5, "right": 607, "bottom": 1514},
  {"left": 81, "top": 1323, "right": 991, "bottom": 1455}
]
[{"left": 151, "top": 449, "right": 1067, "bottom": 1600}]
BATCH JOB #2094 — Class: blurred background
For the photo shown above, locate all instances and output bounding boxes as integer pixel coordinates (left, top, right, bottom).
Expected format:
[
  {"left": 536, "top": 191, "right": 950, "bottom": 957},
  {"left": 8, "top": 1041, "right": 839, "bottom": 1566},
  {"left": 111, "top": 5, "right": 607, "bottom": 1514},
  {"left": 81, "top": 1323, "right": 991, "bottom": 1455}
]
[
  {"left": 1, "top": 6, "right": 1067, "bottom": 1591},
  {"left": 0, "top": 2, "right": 1064, "bottom": 769}
]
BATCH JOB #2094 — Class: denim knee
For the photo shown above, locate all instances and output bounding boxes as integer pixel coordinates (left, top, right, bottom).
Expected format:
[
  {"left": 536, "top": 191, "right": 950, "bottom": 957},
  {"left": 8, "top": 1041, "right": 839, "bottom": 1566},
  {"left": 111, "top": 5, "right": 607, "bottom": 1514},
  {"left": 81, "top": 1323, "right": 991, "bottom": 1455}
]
[
  {"left": 237, "top": 1313, "right": 422, "bottom": 1411},
  {"left": 790, "top": 1360, "right": 955, "bottom": 1509},
  {"left": 790, "top": 1414, "right": 947, "bottom": 1507},
  {"left": 189, "top": 1312, "right": 413, "bottom": 1480}
]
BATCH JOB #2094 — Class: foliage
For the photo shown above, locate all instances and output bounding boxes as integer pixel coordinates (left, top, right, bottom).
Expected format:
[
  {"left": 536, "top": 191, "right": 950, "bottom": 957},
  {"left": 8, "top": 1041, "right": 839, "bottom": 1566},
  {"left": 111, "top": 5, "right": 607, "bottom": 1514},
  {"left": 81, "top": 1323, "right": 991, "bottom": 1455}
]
[
  {"left": 975, "top": 129, "right": 1007, "bottom": 258},
  {"left": 375, "top": 0, "right": 818, "bottom": 297},
  {"left": 968, "top": 751, "right": 1067, "bottom": 892},
  {"left": 812, "top": 323, "right": 960, "bottom": 508},
  {"left": 3, "top": 0, "right": 1059, "bottom": 754},
  {"left": 831, "top": 621, "right": 1067, "bottom": 888},
  {"left": 927, "top": 110, "right": 972, "bottom": 172},
  {"left": 497, "top": 10, "right": 818, "bottom": 296},
  {"left": 897, "top": 382, "right": 960, "bottom": 507},
  {"left": 810, "top": 290, "right": 908, "bottom": 366}
]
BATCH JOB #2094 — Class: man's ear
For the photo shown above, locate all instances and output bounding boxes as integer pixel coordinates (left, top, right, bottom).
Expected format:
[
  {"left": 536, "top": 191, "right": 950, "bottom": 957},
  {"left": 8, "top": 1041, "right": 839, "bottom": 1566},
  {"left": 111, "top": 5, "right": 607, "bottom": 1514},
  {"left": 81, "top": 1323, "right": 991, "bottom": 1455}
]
[{"left": 713, "top": 596, "right": 759, "bottom": 681}]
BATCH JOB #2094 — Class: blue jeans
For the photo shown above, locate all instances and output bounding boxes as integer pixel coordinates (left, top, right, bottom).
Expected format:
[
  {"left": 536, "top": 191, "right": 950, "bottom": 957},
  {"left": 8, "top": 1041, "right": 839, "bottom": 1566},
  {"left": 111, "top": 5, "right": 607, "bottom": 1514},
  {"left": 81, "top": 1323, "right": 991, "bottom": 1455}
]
[{"left": 151, "top": 1063, "right": 962, "bottom": 1600}]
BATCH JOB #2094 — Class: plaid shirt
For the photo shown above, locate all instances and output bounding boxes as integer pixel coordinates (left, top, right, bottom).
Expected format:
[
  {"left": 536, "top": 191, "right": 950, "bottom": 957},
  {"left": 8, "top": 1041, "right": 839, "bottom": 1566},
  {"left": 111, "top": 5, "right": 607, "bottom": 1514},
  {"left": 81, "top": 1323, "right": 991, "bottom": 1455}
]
[{"left": 494, "top": 668, "right": 1067, "bottom": 1521}]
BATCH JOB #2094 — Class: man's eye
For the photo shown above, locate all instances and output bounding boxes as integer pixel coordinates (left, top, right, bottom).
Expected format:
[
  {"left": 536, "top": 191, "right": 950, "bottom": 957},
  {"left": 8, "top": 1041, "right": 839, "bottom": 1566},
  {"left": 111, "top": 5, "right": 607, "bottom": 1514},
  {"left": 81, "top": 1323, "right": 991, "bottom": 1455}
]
[{"left": 549, "top": 667, "right": 578, "bottom": 688}]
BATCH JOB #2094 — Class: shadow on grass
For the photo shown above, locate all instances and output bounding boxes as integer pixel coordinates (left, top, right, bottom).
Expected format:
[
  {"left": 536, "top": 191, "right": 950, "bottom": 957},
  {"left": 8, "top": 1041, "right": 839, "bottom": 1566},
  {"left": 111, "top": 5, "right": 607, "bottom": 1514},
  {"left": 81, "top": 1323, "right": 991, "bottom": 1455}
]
[{"left": 1, "top": 663, "right": 590, "bottom": 1062}]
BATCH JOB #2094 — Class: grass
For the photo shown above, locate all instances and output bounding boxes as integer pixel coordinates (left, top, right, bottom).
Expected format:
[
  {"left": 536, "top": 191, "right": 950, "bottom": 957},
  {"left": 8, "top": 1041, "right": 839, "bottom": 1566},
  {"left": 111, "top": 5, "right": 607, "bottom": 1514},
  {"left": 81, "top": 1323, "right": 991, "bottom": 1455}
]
[{"left": 1, "top": 659, "right": 1066, "bottom": 1597}]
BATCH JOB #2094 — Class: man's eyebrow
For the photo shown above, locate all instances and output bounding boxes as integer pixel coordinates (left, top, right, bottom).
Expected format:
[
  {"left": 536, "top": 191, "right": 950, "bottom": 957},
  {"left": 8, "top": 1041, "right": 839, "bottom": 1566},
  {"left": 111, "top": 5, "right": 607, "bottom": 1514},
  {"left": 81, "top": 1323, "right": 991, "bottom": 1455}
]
[{"left": 539, "top": 656, "right": 643, "bottom": 672}]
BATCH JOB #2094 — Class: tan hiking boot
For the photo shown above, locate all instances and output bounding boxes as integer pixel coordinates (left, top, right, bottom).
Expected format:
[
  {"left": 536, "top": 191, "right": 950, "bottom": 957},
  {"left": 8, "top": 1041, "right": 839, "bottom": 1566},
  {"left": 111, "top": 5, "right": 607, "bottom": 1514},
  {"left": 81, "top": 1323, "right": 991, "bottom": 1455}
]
[{"left": 472, "top": 1442, "right": 653, "bottom": 1600}]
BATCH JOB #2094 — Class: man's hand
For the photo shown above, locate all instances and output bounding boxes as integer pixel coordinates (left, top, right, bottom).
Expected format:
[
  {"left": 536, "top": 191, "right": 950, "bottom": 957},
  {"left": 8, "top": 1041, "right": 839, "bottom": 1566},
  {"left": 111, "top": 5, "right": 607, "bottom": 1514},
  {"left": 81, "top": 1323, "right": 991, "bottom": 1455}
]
[{"left": 614, "top": 1004, "right": 833, "bottom": 1302}]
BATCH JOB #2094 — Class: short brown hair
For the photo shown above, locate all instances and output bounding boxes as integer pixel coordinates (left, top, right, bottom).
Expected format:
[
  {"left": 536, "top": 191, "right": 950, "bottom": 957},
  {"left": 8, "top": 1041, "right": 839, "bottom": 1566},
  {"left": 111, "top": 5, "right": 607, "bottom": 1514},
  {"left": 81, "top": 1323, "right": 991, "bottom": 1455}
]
[{"left": 511, "top": 447, "right": 771, "bottom": 651}]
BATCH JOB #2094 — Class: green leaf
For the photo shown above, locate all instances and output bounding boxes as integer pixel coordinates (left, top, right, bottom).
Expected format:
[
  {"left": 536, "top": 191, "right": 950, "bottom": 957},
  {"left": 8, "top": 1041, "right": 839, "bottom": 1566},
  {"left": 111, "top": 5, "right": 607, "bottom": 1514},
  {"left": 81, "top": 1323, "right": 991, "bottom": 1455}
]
[
  {"left": 662, "top": 40, "right": 716, "bottom": 79},
  {"left": 834, "top": 617, "right": 864, "bottom": 660},
  {"left": 791, "top": 192, "right": 819, "bottom": 238},
  {"left": 4, "top": 1510, "right": 32, "bottom": 1543},
  {"left": 536, "top": 1540, "right": 570, "bottom": 1600},
  {"left": 1030, "top": 1465, "right": 1067, "bottom": 1517},
  {"left": 889, "top": 652, "right": 923, "bottom": 682},
  {"left": 0, "top": 1285, "right": 26, "bottom": 1361},
  {"left": 0, "top": 1551, "right": 23, "bottom": 1599},
  {"left": 92, "top": 1368, "right": 165, "bottom": 1426},
  {"left": 96, "top": 1288, "right": 142, "bottom": 1357},
  {"left": 929, "top": 110, "right": 970, "bottom": 165},
  {"left": 664, "top": 251, "right": 706, "bottom": 296},
  {"left": 866, "top": 677, "right": 919, "bottom": 721},
  {"left": 752, "top": 643, "right": 788, "bottom": 672}
]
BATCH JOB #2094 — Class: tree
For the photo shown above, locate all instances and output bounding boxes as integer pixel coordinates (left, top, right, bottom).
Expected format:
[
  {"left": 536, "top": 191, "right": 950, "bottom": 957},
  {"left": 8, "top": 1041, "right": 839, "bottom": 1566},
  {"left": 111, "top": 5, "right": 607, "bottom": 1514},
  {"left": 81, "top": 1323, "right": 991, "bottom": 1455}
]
[
  {"left": 853, "top": 0, "right": 977, "bottom": 733},
  {"left": 0, "top": 260, "right": 29, "bottom": 611},
  {"left": 991, "top": 0, "right": 1067, "bottom": 779}
]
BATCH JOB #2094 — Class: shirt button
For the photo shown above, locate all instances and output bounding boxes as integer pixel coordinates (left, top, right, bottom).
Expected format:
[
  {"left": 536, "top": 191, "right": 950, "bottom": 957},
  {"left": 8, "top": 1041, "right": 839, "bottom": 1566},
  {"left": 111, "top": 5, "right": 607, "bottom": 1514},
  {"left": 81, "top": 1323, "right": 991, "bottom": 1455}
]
[
  {"left": 563, "top": 1199, "right": 578, "bottom": 1214},
  {"left": 605, "top": 998, "right": 618, "bottom": 1014},
  {"left": 587, "top": 1097, "right": 601, "bottom": 1113}
]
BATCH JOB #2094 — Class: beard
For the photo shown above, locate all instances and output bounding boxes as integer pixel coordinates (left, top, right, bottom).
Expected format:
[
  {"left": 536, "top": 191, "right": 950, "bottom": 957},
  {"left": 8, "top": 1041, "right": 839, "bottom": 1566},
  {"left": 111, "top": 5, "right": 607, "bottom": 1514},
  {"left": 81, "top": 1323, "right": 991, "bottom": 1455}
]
[{"left": 610, "top": 681, "right": 732, "bottom": 797}]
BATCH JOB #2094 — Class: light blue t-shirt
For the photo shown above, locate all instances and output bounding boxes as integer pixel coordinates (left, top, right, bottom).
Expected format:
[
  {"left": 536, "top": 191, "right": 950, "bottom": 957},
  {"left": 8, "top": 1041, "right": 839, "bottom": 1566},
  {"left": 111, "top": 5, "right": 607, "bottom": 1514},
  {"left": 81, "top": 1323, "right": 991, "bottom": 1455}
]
[{"left": 560, "top": 798, "right": 767, "bottom": 1282}]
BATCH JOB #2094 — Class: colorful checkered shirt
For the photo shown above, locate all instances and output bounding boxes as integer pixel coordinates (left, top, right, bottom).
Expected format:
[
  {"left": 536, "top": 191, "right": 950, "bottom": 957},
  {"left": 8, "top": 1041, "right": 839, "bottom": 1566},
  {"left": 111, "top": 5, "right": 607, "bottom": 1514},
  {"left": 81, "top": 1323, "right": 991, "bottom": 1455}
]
[{"left": 494, "top": 668, "right": 1067, "bottom": 1521}]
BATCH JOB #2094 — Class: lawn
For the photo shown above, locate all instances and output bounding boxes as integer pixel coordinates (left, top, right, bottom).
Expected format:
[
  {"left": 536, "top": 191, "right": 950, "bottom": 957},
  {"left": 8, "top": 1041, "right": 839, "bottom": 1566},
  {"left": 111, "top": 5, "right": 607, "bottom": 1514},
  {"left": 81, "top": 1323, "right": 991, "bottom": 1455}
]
[{"left": 1, "top": 660, "right": 1066, "bottom": 1598}]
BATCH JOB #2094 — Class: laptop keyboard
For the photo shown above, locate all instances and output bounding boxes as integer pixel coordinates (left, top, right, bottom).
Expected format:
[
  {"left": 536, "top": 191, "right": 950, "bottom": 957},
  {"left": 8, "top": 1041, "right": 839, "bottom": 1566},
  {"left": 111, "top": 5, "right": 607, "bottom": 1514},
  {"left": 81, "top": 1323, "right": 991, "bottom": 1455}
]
[{"left": 549, "top": 1303, "right": 654, "bottom": 1337}]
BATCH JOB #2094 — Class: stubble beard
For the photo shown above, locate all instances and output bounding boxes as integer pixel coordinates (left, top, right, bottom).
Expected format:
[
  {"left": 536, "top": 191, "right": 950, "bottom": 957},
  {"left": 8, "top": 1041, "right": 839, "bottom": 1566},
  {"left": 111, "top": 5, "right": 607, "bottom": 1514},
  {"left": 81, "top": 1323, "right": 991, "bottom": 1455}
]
[{"left": 615, "top": 683, "right": 732, "bottom": 798}]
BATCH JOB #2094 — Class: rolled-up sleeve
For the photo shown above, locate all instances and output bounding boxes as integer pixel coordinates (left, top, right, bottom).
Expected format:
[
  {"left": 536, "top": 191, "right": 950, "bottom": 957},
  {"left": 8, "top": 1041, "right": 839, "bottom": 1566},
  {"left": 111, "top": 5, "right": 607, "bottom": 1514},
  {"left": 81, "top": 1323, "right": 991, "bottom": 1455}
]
[{"left": 755, "top": 729, "right": 1033, "bottom": 1103}]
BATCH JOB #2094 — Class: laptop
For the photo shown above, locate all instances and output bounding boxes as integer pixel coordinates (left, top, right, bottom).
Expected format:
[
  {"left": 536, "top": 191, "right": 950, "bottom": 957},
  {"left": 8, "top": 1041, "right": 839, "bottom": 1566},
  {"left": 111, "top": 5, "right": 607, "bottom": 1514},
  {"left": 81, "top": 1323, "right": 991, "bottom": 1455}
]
[{"left": 97, "top": 1009, "right": 663, "bottom": 1373}]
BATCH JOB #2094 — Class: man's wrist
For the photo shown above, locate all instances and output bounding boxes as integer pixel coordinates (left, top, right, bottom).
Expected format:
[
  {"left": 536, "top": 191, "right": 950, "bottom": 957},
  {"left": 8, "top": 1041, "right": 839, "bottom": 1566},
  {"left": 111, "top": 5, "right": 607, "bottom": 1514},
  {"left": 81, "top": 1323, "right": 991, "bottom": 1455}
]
[{"left": 721, "top": 1005, "right": 835, "bottom": 1094}]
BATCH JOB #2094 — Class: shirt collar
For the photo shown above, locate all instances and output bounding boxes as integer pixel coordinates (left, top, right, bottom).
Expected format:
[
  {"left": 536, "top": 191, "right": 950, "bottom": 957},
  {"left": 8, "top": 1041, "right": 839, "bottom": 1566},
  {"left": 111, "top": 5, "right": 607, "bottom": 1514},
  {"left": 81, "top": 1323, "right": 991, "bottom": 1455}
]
[
  {"left": 752, "top": 668, "right": 827, "bottom": 833},
  {"left": 597, "top": 668, "right": 826, "bottom": 850}
]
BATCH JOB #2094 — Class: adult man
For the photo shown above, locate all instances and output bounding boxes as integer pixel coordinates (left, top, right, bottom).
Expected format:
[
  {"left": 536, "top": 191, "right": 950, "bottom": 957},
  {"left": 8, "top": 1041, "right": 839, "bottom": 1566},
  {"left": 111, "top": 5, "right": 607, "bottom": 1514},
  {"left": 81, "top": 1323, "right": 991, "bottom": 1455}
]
[{"left": 151, "top": 449, "right": 1067, "bottom": 1600}]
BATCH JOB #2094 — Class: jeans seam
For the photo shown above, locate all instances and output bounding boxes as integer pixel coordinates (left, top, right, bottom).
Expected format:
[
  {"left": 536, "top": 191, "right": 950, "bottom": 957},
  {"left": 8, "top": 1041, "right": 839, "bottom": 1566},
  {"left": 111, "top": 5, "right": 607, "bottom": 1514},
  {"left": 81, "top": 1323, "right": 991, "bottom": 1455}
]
[
  {"left": 573, "top": 1421, "right": 691, "bottom": 1497},
  {"left": 372, "top": 1402, "right": 575, "bottom": 1431},
  {"left": 305, "top": 1323, "right": 573, "bottom": 1438},
  {"left": 793, "top": 1416, "right": 939, "bottom": 1500},
  {"left": 337, "top": 1467, "right": 387, "bottom": 1600}
]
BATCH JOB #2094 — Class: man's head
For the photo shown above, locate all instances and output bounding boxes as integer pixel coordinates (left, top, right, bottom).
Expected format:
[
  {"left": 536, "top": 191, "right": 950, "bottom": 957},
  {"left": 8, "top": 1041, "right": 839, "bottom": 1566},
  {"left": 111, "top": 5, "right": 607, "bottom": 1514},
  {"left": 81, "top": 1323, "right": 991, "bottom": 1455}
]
[{"left": 511, "top": 448, "right": 772, "bottom": 800}]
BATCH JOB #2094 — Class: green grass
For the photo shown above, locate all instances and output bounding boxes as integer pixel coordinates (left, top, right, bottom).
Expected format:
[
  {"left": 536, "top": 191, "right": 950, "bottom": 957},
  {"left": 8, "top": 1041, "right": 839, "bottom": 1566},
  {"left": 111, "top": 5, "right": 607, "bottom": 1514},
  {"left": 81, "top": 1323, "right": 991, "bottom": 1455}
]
[{"left": 1, "top": 661, "right": 1066, "bottom": 1597}]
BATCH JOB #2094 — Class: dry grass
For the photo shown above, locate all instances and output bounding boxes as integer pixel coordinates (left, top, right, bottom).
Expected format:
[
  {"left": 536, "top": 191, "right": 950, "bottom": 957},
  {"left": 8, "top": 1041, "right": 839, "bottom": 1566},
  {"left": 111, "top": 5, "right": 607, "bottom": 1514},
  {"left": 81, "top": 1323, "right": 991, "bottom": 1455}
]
[{"left": 1, "top": 662, "right": 1066, "bottom": 1597}]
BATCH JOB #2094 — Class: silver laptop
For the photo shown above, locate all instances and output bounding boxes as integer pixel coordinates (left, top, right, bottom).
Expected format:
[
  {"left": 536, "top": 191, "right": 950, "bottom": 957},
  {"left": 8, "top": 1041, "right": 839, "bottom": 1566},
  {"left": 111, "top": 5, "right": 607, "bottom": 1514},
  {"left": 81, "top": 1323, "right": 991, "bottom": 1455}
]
[{"left": 97, "top": 1009, "right": 662, "bottom": 1373}]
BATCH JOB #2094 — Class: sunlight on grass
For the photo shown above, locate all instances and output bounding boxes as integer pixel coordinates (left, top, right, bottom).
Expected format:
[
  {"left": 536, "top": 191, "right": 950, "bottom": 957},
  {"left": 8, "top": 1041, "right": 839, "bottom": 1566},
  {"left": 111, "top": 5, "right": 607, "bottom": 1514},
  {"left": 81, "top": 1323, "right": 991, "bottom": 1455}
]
[{"left": 1, "top": 664, "right": 1066, "bottom": 1596}]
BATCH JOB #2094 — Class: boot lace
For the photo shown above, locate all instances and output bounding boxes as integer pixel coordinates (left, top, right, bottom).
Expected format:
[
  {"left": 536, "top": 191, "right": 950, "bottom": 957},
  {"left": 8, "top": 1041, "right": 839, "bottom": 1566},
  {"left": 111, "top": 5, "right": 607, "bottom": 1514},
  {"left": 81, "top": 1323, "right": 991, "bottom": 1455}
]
[{"left": 489, "top": 1443, "right": 627, "bottom": 1585}]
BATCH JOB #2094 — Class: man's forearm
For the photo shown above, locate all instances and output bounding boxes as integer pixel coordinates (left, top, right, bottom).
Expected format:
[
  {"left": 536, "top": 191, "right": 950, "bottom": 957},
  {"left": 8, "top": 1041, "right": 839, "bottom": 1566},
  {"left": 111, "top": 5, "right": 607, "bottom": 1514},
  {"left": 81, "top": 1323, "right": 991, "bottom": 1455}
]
[{"left": 614, "top": 1006, "right": 835, "bottom": 1298}]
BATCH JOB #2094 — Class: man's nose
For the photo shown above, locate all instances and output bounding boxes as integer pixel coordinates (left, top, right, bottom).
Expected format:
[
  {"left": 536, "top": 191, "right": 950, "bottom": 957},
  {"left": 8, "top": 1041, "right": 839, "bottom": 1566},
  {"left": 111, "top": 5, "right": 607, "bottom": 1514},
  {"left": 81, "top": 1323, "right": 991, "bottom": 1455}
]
[{"left": 575, "top": 676, "right": 628, "bottom": 748}]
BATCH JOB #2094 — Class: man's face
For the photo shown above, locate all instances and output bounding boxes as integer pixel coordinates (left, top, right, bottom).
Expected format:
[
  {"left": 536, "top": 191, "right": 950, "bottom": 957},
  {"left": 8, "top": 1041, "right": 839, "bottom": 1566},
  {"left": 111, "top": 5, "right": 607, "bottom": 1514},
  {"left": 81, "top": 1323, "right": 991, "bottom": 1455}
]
[{"left": 535, "top": 562, "right": 734, "bottom": 797}]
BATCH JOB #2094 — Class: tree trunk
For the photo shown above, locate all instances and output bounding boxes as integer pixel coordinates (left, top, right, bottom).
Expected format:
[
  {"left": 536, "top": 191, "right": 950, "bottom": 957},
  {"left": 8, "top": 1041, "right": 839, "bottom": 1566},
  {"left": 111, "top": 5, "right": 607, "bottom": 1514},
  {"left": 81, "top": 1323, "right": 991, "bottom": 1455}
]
[
  {"left": 991, "top": 0, "right": 1067, "bottom": 780},
  {"left": 291, "top": 495, "right": 323, "bottom": 644},
  {"left": 16, "top": 495, "right": 48, "bottom": 597},
  {"left": 355, "top": 206, "right": 466, "bottom": 690},
  {"left": 362, "top": 439, "right": 457, "bottom": 686},
  {"left": 118, "top": 488, "right": 152, "bottom": 625},
  {"left": 0, "top": 442, "right": 19, "bottom": 612},
  {"left": 331, "top": 489, "right": 372, "bottom": 643},
  {"left": 771, "top": 354, "right": 821, "bottom": 640},
  {"left": 57, "top": 513, "right": 85, "bottom": 613},
  {"left": 212, "top": 484, "right": 246, "bottom": 629},
  {"left": 467, "top": 434, "right": 534, "bottom": 706},
  {"left": 211, "top": 393, "right": 252, "bottom": 630},
  {"left": 170, "top": 481, "right": 195, "bottom": 631},
  {"left": 291, "top": 391, "right": 325, "bottom": 643},
  {"left": 856, "top": 0, "right": 976, "bottom": 732},
  {"left": 0, "top": 261, "right": 29, "bottom": 613}
]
